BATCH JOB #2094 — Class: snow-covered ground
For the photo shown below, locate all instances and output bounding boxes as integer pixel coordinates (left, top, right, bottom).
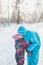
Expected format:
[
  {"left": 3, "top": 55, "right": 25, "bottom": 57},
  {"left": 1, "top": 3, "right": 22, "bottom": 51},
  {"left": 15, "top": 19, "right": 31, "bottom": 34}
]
[{"left": 0, "top": 23, "right": 43, "bottom": 65}]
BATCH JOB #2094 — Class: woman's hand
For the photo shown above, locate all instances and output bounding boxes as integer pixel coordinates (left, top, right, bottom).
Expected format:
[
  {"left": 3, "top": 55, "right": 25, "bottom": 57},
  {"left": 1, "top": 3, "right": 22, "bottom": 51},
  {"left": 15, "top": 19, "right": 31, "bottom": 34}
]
[{"left": 26, "top": 50, "right": 31, "bottom": 55}]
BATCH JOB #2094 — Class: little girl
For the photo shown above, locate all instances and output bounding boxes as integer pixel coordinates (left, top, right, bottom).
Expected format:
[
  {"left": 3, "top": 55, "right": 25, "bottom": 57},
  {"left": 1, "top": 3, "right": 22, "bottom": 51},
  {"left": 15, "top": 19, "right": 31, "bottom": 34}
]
[{"left": 12, "top": 34, "right": 29, "bottom": 65}]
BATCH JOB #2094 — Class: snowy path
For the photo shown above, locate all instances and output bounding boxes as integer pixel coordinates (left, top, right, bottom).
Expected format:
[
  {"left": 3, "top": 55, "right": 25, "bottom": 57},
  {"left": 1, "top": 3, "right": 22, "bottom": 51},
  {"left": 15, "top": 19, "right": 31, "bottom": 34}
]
[{"left": 0, "top": 23, "right": 43, "bottom": 65}]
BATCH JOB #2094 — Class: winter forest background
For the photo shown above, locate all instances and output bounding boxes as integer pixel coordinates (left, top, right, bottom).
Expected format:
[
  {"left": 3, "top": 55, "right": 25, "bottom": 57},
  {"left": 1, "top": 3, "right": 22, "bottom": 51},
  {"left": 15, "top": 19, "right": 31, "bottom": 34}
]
[
  {"left": 0, "top": 0, "right": 43, "bottom": 23},
  {"left": 0, "top": 0, "right": 43, "bottom": 65}
]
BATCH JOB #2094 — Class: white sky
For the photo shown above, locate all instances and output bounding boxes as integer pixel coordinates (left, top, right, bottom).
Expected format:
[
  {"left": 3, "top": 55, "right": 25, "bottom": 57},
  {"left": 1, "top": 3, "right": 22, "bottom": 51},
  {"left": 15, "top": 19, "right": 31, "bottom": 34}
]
[{"left": 0, "top": 0, "right": 43, "bottom": 18}]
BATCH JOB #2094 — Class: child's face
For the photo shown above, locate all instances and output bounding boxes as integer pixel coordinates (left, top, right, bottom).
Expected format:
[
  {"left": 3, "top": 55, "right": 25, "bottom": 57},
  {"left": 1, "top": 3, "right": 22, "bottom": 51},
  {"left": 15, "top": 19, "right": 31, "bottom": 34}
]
[{"left": 18, "top": 34, "right": 23, "bottom": 38}]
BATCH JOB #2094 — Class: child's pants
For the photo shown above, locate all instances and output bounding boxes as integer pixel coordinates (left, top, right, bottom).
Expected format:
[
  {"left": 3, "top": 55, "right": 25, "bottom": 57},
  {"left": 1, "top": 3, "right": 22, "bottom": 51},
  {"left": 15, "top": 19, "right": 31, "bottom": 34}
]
[{"left": 15, "top": 51, "right": 25, "bottom": 65}]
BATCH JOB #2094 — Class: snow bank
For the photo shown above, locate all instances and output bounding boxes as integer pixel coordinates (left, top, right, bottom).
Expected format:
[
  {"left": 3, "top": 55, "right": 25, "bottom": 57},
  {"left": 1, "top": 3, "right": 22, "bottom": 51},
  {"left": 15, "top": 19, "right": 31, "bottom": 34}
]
[{"left": 0, "top": 23, "right": 43, "bottom": 65}]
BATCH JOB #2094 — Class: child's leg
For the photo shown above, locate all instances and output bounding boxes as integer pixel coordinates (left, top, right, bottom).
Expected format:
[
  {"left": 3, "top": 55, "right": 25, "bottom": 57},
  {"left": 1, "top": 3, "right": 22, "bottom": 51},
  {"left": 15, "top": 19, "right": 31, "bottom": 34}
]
[
  {"left": 17, "top": 63, "right": 24, "bottom": 65},
  {"left": 15, "top": 52, "right": 24, "bottom": 65}
]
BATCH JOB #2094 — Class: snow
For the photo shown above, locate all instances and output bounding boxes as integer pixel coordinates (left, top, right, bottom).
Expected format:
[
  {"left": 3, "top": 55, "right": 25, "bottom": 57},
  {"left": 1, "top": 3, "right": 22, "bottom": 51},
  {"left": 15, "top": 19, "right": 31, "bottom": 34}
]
[{"left": 0, "top": 22, "right": 43, "bottom": 65}]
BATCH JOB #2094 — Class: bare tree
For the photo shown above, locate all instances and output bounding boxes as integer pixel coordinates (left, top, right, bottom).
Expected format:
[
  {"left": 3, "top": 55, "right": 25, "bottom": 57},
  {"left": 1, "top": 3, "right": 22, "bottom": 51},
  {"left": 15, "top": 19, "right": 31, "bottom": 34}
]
[
  {"left": 11, "top": 0, "right": 24, "bottom": 23},
  {"left": 33, "top": 0, "right": 41, "bottom": 22}
]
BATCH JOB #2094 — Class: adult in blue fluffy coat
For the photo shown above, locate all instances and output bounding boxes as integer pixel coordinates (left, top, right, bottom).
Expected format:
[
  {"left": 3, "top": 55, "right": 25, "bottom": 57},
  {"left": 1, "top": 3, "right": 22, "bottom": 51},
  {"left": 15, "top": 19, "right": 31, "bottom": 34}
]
[{"left": 17, "top": 26, "right": 41, "bottom": 65}]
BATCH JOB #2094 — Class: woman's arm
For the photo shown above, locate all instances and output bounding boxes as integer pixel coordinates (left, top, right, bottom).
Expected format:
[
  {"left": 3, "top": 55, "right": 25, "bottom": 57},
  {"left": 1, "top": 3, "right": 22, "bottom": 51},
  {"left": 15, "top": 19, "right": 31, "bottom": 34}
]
[{"left": 26, "top": 37, "right": 39, "bottom": 52}]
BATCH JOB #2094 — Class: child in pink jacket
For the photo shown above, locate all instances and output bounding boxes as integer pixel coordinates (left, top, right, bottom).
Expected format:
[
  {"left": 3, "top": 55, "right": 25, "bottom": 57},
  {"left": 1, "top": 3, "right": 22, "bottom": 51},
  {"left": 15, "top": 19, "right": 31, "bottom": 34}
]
[{"left": 12, "top": 34, "right": 29, "bottom": 65}]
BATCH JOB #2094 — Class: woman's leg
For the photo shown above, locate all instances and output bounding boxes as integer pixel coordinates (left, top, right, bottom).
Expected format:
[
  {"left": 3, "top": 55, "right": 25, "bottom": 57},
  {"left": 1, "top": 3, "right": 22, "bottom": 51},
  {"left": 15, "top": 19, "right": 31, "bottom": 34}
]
[{"left": 27, "top": 51, "right": 39, "bottom": 65}]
